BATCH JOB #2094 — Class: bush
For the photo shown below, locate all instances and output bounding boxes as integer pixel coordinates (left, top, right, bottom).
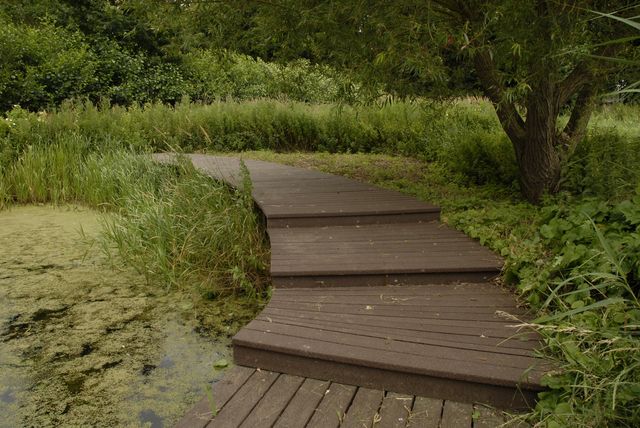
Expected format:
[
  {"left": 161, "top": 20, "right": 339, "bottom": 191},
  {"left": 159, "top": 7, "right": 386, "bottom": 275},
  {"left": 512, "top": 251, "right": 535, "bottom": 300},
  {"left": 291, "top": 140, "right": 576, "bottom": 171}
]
[
  {"left": 564, "top": 127, "right": 640, "bottom": 200},
  {"left": 0, "top": 19, "right": 98, "bottom": 111},
  {"left": 184, "top": 50, "right": 347, "bottom": 103},
  {"left": 441, "top": 130, "right": 518, "bottom": 186}
]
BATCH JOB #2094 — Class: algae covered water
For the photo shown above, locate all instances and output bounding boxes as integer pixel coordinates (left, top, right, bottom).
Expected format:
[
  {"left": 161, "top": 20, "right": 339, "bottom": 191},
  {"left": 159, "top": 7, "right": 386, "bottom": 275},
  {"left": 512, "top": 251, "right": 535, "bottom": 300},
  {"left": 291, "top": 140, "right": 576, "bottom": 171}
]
[{"left": 0, "top": 205, "right": 230, "bottom": 427}]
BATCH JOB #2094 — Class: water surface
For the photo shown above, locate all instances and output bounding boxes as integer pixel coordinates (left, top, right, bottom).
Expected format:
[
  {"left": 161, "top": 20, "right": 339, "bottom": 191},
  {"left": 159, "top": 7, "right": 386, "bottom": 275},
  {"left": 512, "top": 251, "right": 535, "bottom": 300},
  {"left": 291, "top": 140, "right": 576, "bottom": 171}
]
[{"left": 0, "top": 205, "right": 230, "bottom": 427}]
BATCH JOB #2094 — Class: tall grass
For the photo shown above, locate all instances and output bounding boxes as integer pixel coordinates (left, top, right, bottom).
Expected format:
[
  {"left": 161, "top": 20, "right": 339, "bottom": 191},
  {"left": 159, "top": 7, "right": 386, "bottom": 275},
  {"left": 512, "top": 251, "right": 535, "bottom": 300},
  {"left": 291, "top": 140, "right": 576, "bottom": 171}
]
[
  {"left": 0, "top": 144, "right": 269, "bottom": 296},
  {"left": 101, "top": 158, "right": 269, "bottom": 295},
  {"left": 3, "top": 99, "right": 638, "bottom": 200},
  {"left": 527, "top": 225, "right": 640, "bottom": 427}
]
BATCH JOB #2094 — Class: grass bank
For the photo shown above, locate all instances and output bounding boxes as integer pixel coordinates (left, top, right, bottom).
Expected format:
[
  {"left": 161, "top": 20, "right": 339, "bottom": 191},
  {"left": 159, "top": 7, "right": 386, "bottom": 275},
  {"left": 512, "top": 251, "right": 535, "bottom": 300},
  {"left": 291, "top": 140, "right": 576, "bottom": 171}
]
[{"left": 0, "top": 147, "right": 270, "bottom": 335}]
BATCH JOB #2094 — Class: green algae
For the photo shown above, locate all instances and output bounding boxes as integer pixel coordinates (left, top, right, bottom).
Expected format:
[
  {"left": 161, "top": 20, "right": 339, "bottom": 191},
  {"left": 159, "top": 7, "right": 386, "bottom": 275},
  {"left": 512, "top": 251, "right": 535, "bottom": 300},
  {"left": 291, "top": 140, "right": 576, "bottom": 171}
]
[{"left": 0, "top": 205, "right": 236, "bottom": 427}]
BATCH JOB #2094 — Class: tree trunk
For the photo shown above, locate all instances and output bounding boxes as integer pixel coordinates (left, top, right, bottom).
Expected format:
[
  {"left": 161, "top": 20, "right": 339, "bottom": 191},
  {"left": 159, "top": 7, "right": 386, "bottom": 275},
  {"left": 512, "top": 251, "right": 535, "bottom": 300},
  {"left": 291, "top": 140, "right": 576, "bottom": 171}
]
[
  {"left": 515, "top": 83, "right": 562, "bottom": 203},
  {"left": 472, "top": 49, "right": 596, "bottom": 203},
  {"left": 514, "top": 130, "right": 561, "bottom": 204}
]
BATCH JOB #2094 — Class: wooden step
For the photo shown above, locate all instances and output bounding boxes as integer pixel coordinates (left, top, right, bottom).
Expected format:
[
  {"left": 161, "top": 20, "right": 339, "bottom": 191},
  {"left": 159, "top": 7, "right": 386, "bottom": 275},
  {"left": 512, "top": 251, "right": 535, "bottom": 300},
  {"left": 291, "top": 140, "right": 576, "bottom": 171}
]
[
  {"left": 269, "top": 222, "right": 503, "bottom": 287},
  {"left": 232, "top": 286, "right": 547, "bottom": 410}
]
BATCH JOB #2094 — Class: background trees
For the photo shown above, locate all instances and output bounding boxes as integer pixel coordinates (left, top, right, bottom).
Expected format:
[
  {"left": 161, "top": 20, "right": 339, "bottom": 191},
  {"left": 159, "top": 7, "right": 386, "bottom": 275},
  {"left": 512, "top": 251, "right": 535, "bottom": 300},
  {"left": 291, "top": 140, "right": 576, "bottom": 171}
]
[
  {"left": 0, "top": 0, "right": 638, "bottom": 202},
  {"left": 193, "top": 0, "right": 639, "bottom": 202}
]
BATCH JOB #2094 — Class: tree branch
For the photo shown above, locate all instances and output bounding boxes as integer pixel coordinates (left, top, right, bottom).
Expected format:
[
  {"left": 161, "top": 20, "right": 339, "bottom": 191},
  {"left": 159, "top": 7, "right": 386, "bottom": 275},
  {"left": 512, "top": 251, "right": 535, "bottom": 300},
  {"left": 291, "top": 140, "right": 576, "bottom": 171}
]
[
  {"left": 557, "top": 43, "right": 622, "bottom": 107},
  {"left": 558, "top": 83, "right": 597, "bottom": 157},
  {"left": 556, "top": 62, "right": 594, "bottom": 107},
  {"left": 473, "top": 49, "right": 526, "bottom": 143}
]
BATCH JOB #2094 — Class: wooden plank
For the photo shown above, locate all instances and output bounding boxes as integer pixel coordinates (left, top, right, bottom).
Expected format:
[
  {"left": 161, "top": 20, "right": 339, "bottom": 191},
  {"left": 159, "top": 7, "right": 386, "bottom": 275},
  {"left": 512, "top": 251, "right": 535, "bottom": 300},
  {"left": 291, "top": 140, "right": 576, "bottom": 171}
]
[
  {"left": 233, "top": 329, "right": 546, "bottom": 389},
  {"left": 341, "top": 387, "right": 384, "bottom": 428},
  {"left": 268, "top": 299, "right": 527, "bottom": 315},
  {"left": 306, "top": 382, "right": 357, "bottom": 428},
  {"left": 407, "top": 396, "right": 443, "bottom": 428},
  {"left": 258, "top": 308, "right": 523, "bottom": 332},
  {"left": 273, "top": 283, "right": 510, "bottom": 295},
  {"left": 440, "top": 401, "right": 473, "bottom": 428},
  {"left": 267, "top": 302, "right": 529, "bottom": 321},
  {"left": 244, "top": 320, "right": 541, "bottom": 371},
  {"left": 233, "top": 346, "right": 539, "bottom": 410},
  {"left": 176, "top": 366, "right": 254, "bottom": 428},
  {"left": 272, "top": 272, "right": 500, "bottom": 288},
  {"left": 268, "top": 294, "right": 518, "bottom": 307},
  {"left": 258, "top": 310, "right": 537, "bottom": 348},
  {"left": 273, "top": 378, "right": 330, "bottom": 428},
  {"left": 254, "top": 315, "right": 537, "bottom": 357},
  {"left": 271, "top": 267, "right": 501, "bottom": 278},
  {"left": 378, "top": 392, "right": 414, "bottom": 428},
  {"left": 267, "top": 223, "right": 477, "bottom": 240},
  {"left": 267, "top": 212, "right": 440, "bottom": 228},
  {"left": 271, "top": 247, "right": 496, "bottom": 257},
  {"left": 256, "top": 309, "right": 539, "bottom": 341},
  {"left": 239, "top": 374, "right": 305, "bottom": 428},
  {"left": 270, "top": 256, "right": 501, "bottom": 268},
  {"left": 207, "top": 369, "right": 279, "bottom": 427}
]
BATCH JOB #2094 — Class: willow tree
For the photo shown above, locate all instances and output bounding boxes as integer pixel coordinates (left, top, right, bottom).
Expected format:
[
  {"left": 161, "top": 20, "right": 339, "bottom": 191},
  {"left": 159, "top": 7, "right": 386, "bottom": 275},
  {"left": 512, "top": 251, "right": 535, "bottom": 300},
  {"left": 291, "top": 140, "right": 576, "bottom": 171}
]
[{"left": 170, "top": 0, "right": 638, "bottom": 202}]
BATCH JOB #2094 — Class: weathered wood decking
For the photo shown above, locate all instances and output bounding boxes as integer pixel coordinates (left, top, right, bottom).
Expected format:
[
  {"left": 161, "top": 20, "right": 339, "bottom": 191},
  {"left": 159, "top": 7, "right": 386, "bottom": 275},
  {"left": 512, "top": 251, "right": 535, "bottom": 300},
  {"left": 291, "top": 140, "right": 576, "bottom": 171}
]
[
  {"left": 152, "top": 154, "right": 547, "bottom": 426},
  {"left": 234, "top": 285, "right": 546, "bottom": 410},
  {"left": 177, "top": 366, "right": 526, "bottom": 428}
]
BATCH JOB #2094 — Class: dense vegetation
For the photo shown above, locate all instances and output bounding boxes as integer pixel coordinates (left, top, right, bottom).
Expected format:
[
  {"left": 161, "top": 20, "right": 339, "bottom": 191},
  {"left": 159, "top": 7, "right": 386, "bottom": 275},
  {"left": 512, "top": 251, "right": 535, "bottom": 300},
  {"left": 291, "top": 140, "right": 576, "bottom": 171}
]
[
  {"left": 0, "top": 144, "right": 269, "bottom": 320},
  {"left": 1, "top": 99, "right": 638, "bottom": 201},
  {"left": 0, "top": 1, "right": 638, "bottom": 426},
  {"left": 0, "top": 3, "right": 351, "bottom": 112},
  {"left": 132, "top": 0, "right": 640, "bottom": 202}
]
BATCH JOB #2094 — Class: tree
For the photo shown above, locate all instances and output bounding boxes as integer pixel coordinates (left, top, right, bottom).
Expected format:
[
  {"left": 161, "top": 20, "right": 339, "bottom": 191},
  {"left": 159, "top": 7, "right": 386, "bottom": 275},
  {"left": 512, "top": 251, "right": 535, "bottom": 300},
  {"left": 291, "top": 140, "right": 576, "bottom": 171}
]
[{"left": 185, "top": 0, "right": 639, "bottom": 202}]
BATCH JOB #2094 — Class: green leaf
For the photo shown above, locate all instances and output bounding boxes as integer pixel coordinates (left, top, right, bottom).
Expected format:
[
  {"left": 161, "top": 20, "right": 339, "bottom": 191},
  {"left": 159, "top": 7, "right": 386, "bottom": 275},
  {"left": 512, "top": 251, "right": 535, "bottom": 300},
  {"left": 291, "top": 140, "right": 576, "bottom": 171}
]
[
  {"left": 554, "top": 402, "right": 572, "bottom": 415},
  {"left": 591, "top": 11, "right": 640, "bottom": 31},
  {"left": 534, "top": 297, "right": 626, "bottom": 323}
]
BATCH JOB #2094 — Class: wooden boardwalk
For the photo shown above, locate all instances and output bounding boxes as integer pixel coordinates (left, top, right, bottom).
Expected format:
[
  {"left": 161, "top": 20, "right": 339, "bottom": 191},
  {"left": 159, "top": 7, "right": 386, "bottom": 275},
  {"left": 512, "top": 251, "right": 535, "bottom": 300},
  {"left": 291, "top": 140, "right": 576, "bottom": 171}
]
[
  {"left": 177, "top": 366, "right": 526, "bottom": 428},
  {"left": 152, "top": 154, "right": 547, "bottom": 426}
]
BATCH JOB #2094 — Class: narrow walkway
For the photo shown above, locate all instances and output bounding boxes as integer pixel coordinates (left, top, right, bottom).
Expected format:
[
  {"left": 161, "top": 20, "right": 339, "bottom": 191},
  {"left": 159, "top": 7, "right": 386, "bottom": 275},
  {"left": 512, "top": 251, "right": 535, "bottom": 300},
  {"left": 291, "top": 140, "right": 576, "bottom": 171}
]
[
  {"left": 177, "top": 366, "right": 524, "bottom": 428},
  {"left": 152, "top": 154, "right": 547, "bottom": 427}
]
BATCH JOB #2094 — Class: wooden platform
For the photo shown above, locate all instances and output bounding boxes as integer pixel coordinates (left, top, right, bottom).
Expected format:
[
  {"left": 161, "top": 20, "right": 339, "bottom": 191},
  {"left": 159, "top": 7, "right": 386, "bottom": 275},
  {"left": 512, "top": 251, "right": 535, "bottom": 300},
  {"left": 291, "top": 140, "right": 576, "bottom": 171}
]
[
  {"left": 233, "top": 285, "right": 547, "bottom": 410},
  {"left": 269, "top": 222, "right": 503, "bottom": 287},
  {"left": 156, "top": 153, "right": 440, "bottom": 227},
  {"left": 177, "top": 366, "right": 526, "bottom": 428},
  {"left": 152, "top": 154, "right": 547, "bottom": 422}
]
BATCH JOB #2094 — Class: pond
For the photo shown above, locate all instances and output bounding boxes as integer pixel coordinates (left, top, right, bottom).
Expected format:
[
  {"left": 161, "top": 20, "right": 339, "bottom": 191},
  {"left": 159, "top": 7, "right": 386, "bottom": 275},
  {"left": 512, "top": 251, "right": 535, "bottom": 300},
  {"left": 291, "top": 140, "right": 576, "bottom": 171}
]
[{"left": 0, "top": 205, "right": 230, "bottom": 427}]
